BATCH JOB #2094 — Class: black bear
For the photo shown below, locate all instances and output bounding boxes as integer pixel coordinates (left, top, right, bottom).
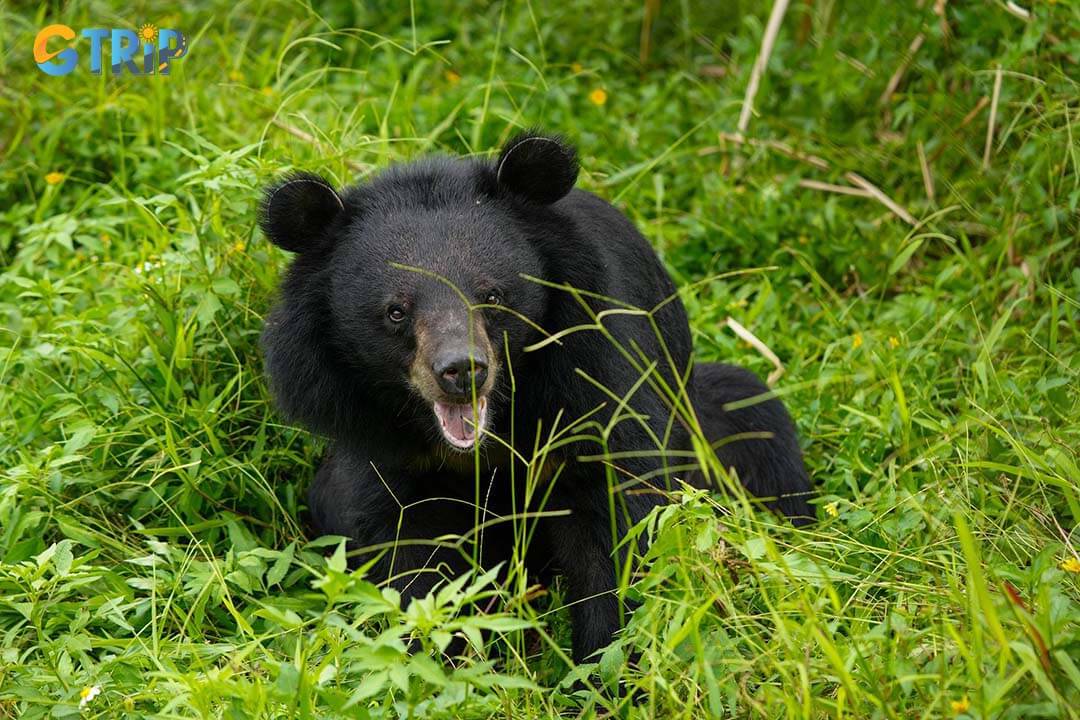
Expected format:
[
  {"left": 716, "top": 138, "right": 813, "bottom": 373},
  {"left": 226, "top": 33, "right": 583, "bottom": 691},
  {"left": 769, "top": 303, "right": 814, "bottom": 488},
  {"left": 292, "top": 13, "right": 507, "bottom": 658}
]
[{"left": 259, "top": 131, "right": 814, "bottom": 664}]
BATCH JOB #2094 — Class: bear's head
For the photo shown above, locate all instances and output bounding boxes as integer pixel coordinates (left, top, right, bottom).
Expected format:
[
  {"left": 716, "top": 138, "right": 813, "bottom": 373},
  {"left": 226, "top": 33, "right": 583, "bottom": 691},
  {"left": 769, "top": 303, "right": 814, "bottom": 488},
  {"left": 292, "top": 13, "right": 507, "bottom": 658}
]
[{"left": 259, "top": 131, "right": 579, "bottom": 454}]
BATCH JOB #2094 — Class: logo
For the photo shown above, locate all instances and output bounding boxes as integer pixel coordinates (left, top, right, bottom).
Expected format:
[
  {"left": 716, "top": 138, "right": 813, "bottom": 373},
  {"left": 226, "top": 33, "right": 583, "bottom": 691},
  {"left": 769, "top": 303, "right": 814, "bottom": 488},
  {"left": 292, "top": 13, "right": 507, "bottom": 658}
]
[{"left": 34, "top": 23, "right": 187, "bottom": 76}]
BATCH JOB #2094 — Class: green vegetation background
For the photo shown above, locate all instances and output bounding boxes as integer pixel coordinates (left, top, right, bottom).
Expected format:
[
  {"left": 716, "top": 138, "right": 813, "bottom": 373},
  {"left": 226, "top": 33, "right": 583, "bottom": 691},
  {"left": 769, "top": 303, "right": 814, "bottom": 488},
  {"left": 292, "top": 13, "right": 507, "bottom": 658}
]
[{"left": 0, "top": 1, "right": 1078, "bottom": 717}]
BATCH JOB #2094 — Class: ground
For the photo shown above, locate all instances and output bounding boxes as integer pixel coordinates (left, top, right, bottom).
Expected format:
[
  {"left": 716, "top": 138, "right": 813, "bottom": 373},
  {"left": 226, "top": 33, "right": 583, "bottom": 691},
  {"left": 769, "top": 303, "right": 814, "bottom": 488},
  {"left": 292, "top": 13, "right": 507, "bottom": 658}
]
[{"left": 0, "top": 1, "right": 1078, "bottom": 718}]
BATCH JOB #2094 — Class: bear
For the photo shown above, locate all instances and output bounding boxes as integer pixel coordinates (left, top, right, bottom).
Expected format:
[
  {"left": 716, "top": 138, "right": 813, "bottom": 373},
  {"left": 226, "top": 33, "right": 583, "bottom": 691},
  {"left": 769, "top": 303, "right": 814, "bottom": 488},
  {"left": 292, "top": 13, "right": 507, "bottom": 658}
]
[{"left": 259, "top": 131, "right": 814, "bottom": 665}]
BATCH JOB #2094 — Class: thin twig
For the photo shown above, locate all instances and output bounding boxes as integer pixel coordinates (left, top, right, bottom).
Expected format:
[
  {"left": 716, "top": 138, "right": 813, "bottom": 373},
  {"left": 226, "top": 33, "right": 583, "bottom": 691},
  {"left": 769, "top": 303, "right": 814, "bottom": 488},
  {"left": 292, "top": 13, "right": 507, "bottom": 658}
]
[
  {"left": 788, "top": 177, "right": 874, "bottom": 197},
  {"left": 929, "top": 95, "right": 989, "bottom": 164},
  {"left": 959, "top": 95, "right": 991, "bottom": 130},
  {"left": 934, "top": 0, "right": 951, "bottom": 41},
  {"left": 272, "top": 118, "right": 367, "bottom": 173},
  {"left": 879, "top": 33, "right": 925, "bottom": 105},
  {"left": 844, "top": 172, "right": 918, "bottom": 225},
  {"left": 983, "top": 66, "right": 1004, "bottom": 169},
  {"left": 713, "top": 131, "right": 915, "bottom": 221},
  {"left": 835, "top": 51, "right": 874, "bottom": 77},
  {"left": 639, "top": 0, "right": 661, "bottom": 65},
  {"left": 698, "top": 65, "right": 728, "bottom": 79},
  {"left": 714, "top": 132, "right": 830, "bottom": 170},
  {"left": 917, "top": 140, "right": 935, "bottom": 205},
  {"left": 726, "top": 317, "right": 784, "bottom": 386},
  {"left": 737, "top": 0, "right": 791, "bottom": 135},
  {"left": 1004, "top": 1, "right": 1031, "bottom": 21}
]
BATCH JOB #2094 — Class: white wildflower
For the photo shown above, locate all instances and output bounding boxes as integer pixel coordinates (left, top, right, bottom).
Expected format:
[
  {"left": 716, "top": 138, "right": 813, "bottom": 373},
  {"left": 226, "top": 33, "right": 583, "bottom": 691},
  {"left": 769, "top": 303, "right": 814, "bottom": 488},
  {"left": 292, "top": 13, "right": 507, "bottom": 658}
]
[{"left": 79, "top": 685, "right": 101, "bottom": 709}]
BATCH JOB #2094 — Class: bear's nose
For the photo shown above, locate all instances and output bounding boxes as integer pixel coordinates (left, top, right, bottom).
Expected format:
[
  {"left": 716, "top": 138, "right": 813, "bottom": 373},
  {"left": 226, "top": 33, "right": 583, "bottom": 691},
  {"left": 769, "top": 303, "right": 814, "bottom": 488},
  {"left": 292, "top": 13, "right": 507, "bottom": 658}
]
[{"left": 433, "top": 354, "right": 488, "bottom": 397}]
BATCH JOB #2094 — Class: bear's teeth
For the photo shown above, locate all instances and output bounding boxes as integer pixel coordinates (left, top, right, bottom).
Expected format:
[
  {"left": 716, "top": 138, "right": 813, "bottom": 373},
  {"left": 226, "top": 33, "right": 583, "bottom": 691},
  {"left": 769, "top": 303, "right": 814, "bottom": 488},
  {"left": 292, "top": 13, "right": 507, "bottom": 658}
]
[{"left": 433, "top": 398, "right": 487, "bottom": 449}]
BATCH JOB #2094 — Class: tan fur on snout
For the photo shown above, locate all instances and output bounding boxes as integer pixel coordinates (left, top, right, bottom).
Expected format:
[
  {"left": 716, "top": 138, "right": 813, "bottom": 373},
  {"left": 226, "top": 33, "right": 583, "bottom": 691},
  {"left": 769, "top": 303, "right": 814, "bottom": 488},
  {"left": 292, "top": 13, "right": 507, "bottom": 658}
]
[
  {"left": 408, "top": 316, "right": 442, "bottom": 401},
  {"left": 408, "top": 311, "right": 499, "bottom": 404}
]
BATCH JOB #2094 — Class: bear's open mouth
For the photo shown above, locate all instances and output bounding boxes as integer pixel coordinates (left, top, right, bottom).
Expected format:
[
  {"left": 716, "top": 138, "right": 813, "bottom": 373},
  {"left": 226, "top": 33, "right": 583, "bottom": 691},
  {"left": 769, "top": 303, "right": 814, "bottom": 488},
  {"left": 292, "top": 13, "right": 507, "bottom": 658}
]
[{"left": 432, "top": 397, "right": 488, "bottom": 450}]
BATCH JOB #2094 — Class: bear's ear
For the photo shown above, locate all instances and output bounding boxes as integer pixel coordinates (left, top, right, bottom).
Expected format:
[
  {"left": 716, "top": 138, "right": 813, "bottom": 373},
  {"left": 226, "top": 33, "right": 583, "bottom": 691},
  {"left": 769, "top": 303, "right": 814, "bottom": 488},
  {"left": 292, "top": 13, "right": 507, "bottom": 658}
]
[
  {"left": 495, "top": 131, "right": 579, "bottom": 205},
  {"left": 259, "top": 172, "right": 345, "bottom": 254}
]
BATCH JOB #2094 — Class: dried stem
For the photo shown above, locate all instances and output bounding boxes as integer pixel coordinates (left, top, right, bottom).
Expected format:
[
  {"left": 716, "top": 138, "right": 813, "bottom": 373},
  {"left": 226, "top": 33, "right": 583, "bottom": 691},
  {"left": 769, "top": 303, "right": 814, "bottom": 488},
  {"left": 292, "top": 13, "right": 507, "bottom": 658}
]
[
  {"left": 737, "top": 0, "right": 791, "bottom": 135},
  {"left": 917, "top": 140, "right": 935, "bottom": 205},
  {"left": 788, "top": 177, "right": 874, "bottom": 198},
  {"left": 879, "top": 33, "right": 926, "bottom": 105},
  {"left": 726, "top": 317, "right": 785, "bottom": 386},
  {"left": 845, "top": 172, "right": 917, "bottom": 225},
  {"left": 272, "top": 118, "right": 367, "bottom": 173},
  {"left": 983, "top": 66, "right": 1004, "bottom": 169}
]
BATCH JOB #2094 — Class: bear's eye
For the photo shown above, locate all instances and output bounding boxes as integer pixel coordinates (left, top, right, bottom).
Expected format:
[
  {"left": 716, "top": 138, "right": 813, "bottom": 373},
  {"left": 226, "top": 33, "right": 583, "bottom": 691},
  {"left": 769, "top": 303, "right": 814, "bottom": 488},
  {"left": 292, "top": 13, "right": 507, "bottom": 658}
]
[
  {"left": 484, "top": 291, "right": 502, "bottom": 306},
  {"left": 387, "top": 305, "right": 407, "bottom": 323}
]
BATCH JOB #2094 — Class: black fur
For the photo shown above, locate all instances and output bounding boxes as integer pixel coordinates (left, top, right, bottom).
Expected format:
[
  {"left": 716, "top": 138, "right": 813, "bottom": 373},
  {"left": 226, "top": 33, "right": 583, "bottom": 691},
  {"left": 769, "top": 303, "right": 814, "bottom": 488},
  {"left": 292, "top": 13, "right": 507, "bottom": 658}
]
[
  {"left": 259, "top": 132, "right": 814, "bottom": 664},
  {"left": 690, "top": 363, "right": 814, "bottom": 524},
  {"left": 496, "top": 131, "right": 579, "bottom": 204},
  {"left": 259, "top": 172, "right": 344, "bottom": 254}
]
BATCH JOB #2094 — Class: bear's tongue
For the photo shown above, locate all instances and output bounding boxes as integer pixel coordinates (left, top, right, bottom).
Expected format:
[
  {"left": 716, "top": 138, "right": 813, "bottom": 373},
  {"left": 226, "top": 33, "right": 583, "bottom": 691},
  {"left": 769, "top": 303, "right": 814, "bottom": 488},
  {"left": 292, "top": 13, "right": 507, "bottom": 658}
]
[{"left": 433, "top": 397, "right": 486, "bottom": 449}]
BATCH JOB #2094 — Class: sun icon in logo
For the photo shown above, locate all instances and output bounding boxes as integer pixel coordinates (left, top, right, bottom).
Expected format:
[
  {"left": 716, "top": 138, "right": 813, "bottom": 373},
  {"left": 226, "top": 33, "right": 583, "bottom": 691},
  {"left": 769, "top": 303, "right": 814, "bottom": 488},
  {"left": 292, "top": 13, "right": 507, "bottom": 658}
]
[{"left": 137, "top": 23, "right": 158, "bottom": 44}]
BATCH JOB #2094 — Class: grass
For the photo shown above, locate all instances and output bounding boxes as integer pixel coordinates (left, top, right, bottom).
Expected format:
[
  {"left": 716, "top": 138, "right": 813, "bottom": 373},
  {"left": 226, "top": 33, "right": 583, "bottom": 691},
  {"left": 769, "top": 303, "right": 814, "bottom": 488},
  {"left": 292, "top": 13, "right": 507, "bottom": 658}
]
[{"left": 1, "top": 0, "right": 1078, "bottom": 717}]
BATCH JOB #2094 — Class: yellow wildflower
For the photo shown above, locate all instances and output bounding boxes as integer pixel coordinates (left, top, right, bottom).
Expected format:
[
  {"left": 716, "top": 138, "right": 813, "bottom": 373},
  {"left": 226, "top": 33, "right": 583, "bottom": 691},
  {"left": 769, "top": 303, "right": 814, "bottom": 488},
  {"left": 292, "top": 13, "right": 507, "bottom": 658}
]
[
  {"left": 825, "top": 502, "right": 839, "bottom": 518},
  {"left": 444, "top": 69, "right": 461, "bottom": 84},
  {"left": 588, "top": 88, "right": 608, "bottom": 106},
  {"left": 889, "top": 336, "right": 900, "bottom": 348},
  {"left": 852, "top": 332, "right": 863, "bottom": 349},
  {"left": 261, "top": 86, "right": 274, "bottom": 96},
  {"left": 1061, "top": 557, "right": 1080, "bottom": 574},
  {"left": 228, "top": 69, "right": 243, "bottom": 82},
  {"left": 45, "top": 172, "right": 65, "bottom": 185},
  {"left": 950, "top": 696, "right": 970, "bottom": 714}
]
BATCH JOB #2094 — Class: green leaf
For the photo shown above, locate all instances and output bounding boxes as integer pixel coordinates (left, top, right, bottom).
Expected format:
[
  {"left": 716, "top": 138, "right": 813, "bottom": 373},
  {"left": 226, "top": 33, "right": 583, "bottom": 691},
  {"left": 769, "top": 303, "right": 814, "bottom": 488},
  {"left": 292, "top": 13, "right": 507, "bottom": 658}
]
[
  {"left": 346, "top": 671, "right": 388, "bottom": 706},
  {"left": 275, "top": 662, "right": 300, "bottom": 698},
  {"left": 467, "top": 616, "right": 534, "bottom": 632},
  {"left": 53, "top": 540, "right": 73, "bottom": 577},
  {"left": 266, "top": 541, "right": 295, "bottom": 586},
  {"left": 955, "top": 514, "right": 1011, "bottom": 665},
  {"left": 327, "top": 539, "right": 348, "bottom": 573}
]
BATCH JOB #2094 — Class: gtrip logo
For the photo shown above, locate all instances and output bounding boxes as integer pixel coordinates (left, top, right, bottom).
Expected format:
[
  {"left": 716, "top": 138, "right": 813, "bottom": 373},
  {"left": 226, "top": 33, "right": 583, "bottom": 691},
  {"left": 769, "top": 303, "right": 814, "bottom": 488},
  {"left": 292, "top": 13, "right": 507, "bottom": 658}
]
[{"left": 34, "top": 23, "right": 187, "bottom": 76}]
